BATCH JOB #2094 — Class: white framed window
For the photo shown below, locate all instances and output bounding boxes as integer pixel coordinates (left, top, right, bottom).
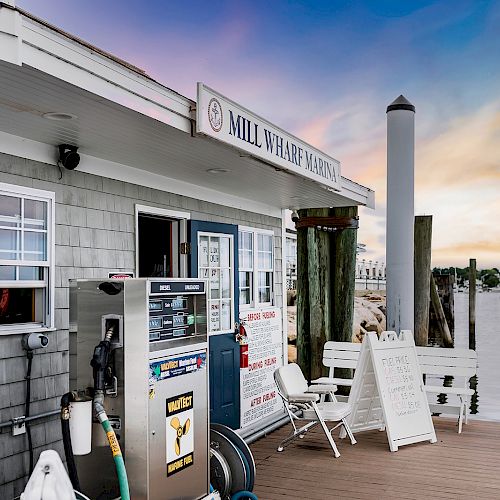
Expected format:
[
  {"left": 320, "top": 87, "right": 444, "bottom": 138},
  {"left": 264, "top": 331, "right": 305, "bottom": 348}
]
[
  {"left": 0, "top": 183, "right": 55, "bottom": 333},
  {"left": 238, "top": 227, "right": 274, "bottom": 308},
  {"left": 198, "top": 232, "right": 234, "bottom": 334}
]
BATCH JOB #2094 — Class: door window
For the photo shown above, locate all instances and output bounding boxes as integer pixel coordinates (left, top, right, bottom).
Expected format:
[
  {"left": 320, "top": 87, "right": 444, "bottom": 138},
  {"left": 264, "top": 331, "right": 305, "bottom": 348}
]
[{"left": 198, "top": 233, "right": 233, "bottom": 333}]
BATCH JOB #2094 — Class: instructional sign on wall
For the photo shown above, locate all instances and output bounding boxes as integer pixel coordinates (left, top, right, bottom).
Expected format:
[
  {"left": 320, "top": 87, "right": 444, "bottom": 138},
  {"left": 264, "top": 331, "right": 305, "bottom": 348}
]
[
  {"left": 345, "top": 331, "right": 436, "bottom": 452},
  {"left": 166, "top": 391, "right": 194, "bottom": 476},
  {"left": 239, "top": 308, "right": 284, "bottom": 428}
]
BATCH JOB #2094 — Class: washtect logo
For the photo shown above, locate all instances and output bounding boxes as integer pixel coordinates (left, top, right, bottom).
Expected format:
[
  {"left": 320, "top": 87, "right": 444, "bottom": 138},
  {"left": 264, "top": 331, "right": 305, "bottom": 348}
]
[
  {"left": 170, "top": 416, "right": 191, "bottom": 456},
  {"left": 166, "top": 392, "right": 195, "bottom": 476},
  {"left": 208, "top": 97, "right": 223, "bottom": 132}
]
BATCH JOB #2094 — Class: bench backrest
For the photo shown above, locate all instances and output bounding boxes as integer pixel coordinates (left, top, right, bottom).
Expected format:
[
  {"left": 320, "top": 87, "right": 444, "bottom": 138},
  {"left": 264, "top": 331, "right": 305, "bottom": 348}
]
[
  {"left": 322, "top": 341, "right": 477, "bottom": 380},
  {"left": 323, "top": 341, "right": 361, "bottom": 372},
  {"left": 416, "top": 346, "right": 477, "bottom": 378}
]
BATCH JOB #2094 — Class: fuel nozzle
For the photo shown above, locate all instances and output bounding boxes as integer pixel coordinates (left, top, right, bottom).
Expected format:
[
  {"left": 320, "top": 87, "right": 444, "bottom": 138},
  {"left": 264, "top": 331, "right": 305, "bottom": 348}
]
[
  {"left": 90, "top": 340, "right": 111, "bottom": 392},
  {"left": 90, "top": 323, "right": 115, "bottom": 393}
]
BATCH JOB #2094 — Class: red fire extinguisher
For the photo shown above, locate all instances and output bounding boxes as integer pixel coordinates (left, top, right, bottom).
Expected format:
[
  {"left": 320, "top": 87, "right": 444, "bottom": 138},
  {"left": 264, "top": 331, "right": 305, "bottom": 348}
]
[{"left": 236, "top": 322, "right": 249, "bottom": 369}]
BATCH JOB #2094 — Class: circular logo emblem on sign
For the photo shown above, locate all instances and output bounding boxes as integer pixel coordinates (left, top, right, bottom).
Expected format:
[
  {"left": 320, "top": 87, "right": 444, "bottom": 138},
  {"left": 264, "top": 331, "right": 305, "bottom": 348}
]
[{"left": 208, "top": 98, "right": 223, "bottom": 132}]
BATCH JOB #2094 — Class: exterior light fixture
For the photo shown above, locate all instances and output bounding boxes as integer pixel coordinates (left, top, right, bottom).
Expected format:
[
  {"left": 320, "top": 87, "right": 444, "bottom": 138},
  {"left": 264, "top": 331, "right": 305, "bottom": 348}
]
[
  {"left": 43, "top": 112, "right": 77, "bottom": 121},
  {"left": 206, "top": 168, "right": 230, "bottom": 174}
]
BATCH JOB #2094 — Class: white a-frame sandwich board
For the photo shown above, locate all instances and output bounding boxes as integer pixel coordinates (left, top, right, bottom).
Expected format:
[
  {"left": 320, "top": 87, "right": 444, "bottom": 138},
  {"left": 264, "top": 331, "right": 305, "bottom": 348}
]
[{"left": 342, "top": 331, "right": 436, "bottom": 451}]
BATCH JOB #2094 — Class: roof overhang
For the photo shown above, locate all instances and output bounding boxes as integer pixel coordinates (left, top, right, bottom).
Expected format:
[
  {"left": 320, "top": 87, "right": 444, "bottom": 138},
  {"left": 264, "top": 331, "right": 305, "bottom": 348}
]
[{"left": 0, "top": 2, "right": 375, "bottom": 216}]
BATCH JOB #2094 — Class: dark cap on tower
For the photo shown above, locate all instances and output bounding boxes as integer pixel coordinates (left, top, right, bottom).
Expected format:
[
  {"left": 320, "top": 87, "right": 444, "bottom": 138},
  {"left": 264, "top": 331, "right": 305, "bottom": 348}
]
[{"left": 386, "top": 95, "right": 415, "bottom": 113}]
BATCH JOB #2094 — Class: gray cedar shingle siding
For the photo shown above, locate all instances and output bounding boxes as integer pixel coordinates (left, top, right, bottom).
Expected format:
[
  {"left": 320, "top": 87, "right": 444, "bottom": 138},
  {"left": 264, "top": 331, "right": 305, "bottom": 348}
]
[{"left": 0, "top": 152, "right": 282, "bottom": 497}]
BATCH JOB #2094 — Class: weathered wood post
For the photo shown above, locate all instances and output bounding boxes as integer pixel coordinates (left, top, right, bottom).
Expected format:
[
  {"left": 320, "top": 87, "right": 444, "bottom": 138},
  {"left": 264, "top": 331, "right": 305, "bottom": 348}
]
[
  {"left": 296, "top": 208, "right": 331, "bottom": 382},
  {"left": 386, "top": 95, "right": 415, "bottom": 333},
  {"left": 430, "top": 274, "right": 453, "bottom": 347},
  {"left": 469, "top": 258, "right": 476, "bottom": 350},
  {"left": 414, "top": 215, "right": 432, "bottom": 346},
  {"left": 330, "top": 206, "right": 358, "bottom": 391},
  {"left": 296, "top": 207, "right": 358, "bottom": 382}
]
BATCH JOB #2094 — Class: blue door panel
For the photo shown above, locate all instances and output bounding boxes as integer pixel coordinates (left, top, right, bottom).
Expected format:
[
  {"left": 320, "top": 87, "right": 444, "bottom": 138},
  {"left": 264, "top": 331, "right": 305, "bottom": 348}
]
[{"left": 190, "top": 220, "right": 240, "bottom": 429}]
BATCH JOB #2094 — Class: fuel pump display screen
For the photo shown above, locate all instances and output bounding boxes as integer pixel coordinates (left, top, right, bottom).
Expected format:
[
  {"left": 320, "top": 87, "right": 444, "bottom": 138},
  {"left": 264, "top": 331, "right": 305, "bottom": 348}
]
[
  {"left": 149, "top": 301, "right": 163, "bottom": 311},
  {"left": 148, "top": 283, "right": 206, "bottom": 343},
  {"left": 171, "top": 298, "right": 187, "bottom": 310},
  {"left": 172, "top": 315, "right": 185, "bottom": 327},
  {"left": 149, "top": 317, "right": 163, "bottom": 330}
]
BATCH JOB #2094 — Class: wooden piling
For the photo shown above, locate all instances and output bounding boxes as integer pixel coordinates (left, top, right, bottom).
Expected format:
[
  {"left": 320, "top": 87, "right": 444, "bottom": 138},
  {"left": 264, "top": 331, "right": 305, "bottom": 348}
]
[
  {"left": 430, "top": 274, "right": 453, "bottom": 347},
  {"left": 330, "top": 206, "right": 358, "bottom": 391},
  {"left": 296, "top": 206, "right": 358, "bottom": 382},
  {"left": 469, "top": 258, "right": 476, "bottom": 350},
  {"left": 414, "top": 215, "right": 432, "bottom": 346},
  {"left": 330, "top": 206, "right": 358, "bottom": 343},
  {"left": 296, "top": 208, "right": 331, "bottom": 381}
]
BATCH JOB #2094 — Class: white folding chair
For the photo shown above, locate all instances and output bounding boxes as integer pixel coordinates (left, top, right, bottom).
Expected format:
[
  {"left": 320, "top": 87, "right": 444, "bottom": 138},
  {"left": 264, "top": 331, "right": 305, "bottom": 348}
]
[{"left": 274, "top": 363, "right": 357, "bottom": 458}]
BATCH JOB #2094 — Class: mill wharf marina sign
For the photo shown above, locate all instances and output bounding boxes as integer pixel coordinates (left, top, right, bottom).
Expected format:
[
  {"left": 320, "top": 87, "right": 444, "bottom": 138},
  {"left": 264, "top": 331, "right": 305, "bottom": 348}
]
[{"left": 197, "top": 83, "right": 341, "bottom": 191}]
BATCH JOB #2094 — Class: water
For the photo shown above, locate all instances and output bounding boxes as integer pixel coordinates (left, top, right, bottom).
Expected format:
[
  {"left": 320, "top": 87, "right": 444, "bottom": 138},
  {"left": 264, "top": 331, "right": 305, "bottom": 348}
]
[{"left": 449, "top": 291, "right": 500, "bottom": 421}]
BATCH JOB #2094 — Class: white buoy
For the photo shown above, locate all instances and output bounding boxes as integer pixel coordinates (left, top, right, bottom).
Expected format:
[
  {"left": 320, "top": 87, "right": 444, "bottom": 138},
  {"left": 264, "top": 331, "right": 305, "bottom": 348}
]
[
  {"left": 386, "top": 95, "right": 415, "bottom": 333},
  {"left": 69, "top": 400, "right": 92, "bottom": 455}
]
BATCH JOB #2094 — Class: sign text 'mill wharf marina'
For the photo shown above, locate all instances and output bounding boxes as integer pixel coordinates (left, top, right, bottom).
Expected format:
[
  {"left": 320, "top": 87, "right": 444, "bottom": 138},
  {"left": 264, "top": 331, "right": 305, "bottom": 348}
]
[{"left": 197, "top": 83, "right": 341, "bottom": 192}]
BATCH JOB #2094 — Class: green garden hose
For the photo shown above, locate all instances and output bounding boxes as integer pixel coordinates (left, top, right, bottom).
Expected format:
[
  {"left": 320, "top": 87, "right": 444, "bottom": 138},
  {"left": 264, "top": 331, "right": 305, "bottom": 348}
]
[{"left": 95, "top": 399, "right": 130, "bottom": 500}]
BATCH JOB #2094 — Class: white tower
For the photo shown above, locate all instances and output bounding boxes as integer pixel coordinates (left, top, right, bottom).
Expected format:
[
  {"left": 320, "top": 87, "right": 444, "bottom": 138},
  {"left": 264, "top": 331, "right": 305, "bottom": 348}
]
[{"left": 386, "top": 95, "right": 415, "bottom": 333}]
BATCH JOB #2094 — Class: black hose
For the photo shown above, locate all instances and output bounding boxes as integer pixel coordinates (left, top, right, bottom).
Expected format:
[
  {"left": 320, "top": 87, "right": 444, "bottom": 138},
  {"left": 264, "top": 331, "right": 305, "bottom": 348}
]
[
  {"left": 25, "top": 350, "right": 34, "bottom": 476},
  {"left": 61, "top": 392, "right": 81, "bottom": 492}
]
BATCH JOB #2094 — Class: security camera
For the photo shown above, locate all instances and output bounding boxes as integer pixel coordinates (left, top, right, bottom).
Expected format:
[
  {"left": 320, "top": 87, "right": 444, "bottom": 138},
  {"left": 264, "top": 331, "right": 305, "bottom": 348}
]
[
  {"left": 291, "top": 211, "right": 299, "bottom": 223},
  {"left": 22, "top": 333, "right": 50, "bottom": 350},
  {"left": 58, "top": 144, "right": 80, "bottom": 170}
]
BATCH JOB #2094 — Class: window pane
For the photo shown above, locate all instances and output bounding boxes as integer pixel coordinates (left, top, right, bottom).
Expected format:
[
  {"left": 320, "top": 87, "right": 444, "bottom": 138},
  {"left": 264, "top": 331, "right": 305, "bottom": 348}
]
[
  {"left": 239, "top": 271, "right": 252, "bottom": 306},
  {"left": 210, "top": 269, "right": 220, "bottom": 299},
  {"left": 239, "top": 271, "right": 250, "bottom": 288},
  {"left": 0, "top": 228, "right": 20, "bottom": 259},
  {"left": 219, "top": 237, "right": 230, "bottom": 268},
  {"left": 209, "top": 238, "right": 220, "bottom": 267},
  {"left": 221, "top": 268, "right": 230, "bottom": 298},
  {"left": 0, "top": 195, "right": 21, "bottom": 228},
  {"left": 221, "top": 301, "right": 231, "bottom": 330},
  {"left": 0, "top": 287, "right": 39, "bottom": 324},
  {"left": 19, "top": 266, "right": 44, "bottom": 280},
  {"left": 199, "top": 236, "right": 209, "bottom": 267},
  {"left": 0, "top": 266, "right": 16, "bottom": 280},
  {"left": 258, "top": 271, "right": 272, "bottom": 303},
  {"left": 24, "top": 200, "right": 47, "bottom": 229},
  {"left": 258, "top": 250, "right": 272, "bottom": 269},
  {"left": 239, "top": 288, "right": 251, "bottom": 305},
  {"left": 258, "top": 234, "right": 272, "bottom": 252},
  {"left": 209, "top": 302, "right": 220, "bottom": 331},
  {"left": 24, "top": 232, "right": 47, "bottom": 261}
]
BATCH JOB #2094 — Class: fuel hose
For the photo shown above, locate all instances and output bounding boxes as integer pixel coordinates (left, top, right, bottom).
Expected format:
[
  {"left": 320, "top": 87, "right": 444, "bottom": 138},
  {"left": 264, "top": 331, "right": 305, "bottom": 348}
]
[{"left": 94, "top": 399, "right": 130, "bottom": 500}]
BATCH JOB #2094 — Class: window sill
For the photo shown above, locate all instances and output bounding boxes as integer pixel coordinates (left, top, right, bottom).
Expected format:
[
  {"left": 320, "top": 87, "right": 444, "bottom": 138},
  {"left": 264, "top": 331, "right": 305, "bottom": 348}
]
[{"left": 0, "top": 325, "right": 56, "bottom": 336}]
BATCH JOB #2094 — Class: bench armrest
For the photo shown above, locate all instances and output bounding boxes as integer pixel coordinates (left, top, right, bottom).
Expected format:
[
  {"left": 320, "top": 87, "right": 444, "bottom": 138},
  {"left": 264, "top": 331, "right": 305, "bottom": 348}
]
[
  {"left": 307, "top": 384, "right": 338, "bottom": 394},
  {"left": 287, "top": 393, "right": 320, "bottom": 403}
]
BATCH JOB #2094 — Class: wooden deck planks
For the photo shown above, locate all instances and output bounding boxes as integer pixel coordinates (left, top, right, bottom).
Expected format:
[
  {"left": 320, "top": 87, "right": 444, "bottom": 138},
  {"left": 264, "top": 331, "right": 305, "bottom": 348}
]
[{"left": 249, "top": 418, "right": 500, "bottom": 499}]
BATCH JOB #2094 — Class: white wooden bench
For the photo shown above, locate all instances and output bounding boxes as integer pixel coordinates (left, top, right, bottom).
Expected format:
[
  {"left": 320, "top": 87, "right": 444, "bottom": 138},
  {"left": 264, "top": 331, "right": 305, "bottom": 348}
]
[
  {"left": 311, "top": 339, "right": 477, "bottom": 433},
  {"left": 311, "top": 341, "right": 361, "bottom": 390},
  {"left": 415, "top": 345, "right": 477, "bottom": 434}
]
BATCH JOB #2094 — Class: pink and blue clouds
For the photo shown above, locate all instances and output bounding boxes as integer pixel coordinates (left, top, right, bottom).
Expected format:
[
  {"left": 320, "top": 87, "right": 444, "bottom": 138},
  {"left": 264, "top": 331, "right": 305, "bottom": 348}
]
[{"left": 18, "top": 0, "right": 500, "bottom": 267}]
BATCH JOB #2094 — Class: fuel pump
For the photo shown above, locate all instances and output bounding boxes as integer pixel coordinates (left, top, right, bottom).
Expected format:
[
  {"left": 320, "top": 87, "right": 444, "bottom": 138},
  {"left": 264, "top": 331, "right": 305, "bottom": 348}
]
[{"left": 69, "top": 278, "right": 210, "bottom": 500}]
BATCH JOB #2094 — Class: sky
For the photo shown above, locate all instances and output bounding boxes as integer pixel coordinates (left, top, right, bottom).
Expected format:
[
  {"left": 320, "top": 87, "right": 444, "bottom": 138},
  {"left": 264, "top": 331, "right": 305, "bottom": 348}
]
[{"left": 18, "top": 0, "right": 500, "bottom": 268}]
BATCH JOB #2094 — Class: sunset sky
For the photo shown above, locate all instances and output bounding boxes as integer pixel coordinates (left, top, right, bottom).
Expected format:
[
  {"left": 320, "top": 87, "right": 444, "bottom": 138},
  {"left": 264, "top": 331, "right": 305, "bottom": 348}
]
[{"left": 18, "top": 0, "right": 500, "bottom": 268}]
